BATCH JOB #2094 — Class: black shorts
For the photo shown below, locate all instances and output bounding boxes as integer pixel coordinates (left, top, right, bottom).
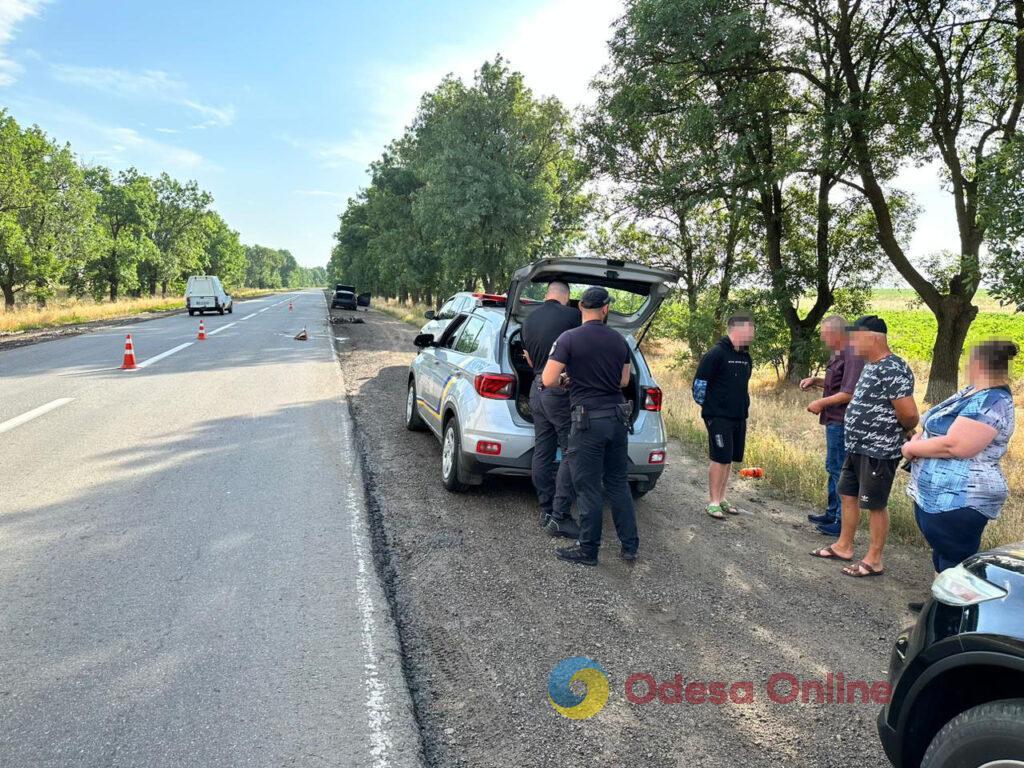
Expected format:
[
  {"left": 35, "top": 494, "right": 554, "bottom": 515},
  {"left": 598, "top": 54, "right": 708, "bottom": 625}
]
[
  {"left": 837, "top": 453, "right": 900, "bottom": 510},
  {"left": 704, "top": 417, "right": 746, "bottom": 464}
]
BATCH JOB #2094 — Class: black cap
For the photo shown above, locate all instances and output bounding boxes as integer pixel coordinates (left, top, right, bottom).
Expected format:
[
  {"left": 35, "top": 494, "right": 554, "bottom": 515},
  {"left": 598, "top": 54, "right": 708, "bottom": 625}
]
[
  {"left": 848, "top": 315, "right": 888, "bottom": 334},
  {"left": 580, "top": 286, "right": 612, "bottom": 309}
]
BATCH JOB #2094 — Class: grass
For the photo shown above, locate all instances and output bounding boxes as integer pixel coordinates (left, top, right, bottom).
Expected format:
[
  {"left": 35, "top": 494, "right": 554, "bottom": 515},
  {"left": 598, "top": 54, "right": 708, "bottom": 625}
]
[
  {"left": 0, "top": 287, "right": 292, "bottom": 335},
  {"left": 379, "top": 292, "right": 1023, "bottom": 548}
]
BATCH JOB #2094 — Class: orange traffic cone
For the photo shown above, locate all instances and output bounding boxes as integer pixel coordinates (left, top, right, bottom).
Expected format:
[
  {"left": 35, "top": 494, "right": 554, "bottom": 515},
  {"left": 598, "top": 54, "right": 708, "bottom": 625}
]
[
  {"left": 197, "top": 320, "right": 207, "bottom": 340},
  {"left": 294, "top": 326, "right": 308, "bottom": 341},
  {"left": 121, "top": 334, "right": 138, "bottom": 369}
]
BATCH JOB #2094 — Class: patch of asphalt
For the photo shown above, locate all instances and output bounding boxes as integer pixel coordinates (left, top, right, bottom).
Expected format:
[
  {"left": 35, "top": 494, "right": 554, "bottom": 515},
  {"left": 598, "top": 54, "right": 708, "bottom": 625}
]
[
  {"left": 330, "top": 308, "right": 935, "bottom": 768},
  {"left": 0, "top": 293, "right": 283, "bottom": 351}
]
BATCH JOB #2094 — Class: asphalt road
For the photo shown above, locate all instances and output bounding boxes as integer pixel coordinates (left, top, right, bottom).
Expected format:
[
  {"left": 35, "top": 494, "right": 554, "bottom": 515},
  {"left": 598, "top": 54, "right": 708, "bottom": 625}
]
[
  {"left": 0, "top": 293, "right": 421, "bottom": 768},
  {"left": 332, "top": 308, "right": 935, "bottom": 768}
]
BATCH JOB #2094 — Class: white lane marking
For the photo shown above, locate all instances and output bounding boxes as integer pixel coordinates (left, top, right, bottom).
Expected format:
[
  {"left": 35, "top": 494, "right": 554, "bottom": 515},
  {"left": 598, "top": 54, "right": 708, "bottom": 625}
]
[
  {"left": 257, "top": 307, "right": 270, "bottom": 314},
  {"left": 206, "top": 321, "right": 237, "bottom": 336},
  {"left": 0, "top": 398, "right": 75, "bottom": 434},
  {"left": 240, "top": 312, "right": 257, "bottom": 320},
  {"left": 134, "top": 342, "right": 193, "bottom": 369}
]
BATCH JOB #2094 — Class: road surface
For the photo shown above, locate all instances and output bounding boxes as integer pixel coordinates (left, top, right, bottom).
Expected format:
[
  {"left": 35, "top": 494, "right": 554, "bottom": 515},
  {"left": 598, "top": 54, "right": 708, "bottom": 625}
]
[{"left": 0, "top": 292, "right": 421, "bottom": 768}]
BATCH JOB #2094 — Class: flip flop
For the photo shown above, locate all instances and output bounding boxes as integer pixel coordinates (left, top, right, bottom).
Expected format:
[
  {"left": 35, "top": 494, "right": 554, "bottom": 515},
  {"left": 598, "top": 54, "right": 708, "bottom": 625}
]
[
  {"left": 809, "top": 545, "right": 853, "bottom": 561},
  {"left": 720, "top": 499, "right": 741, "bottom": 515},
  {"left": 706, "top": 504, "right": 725, "bottom": 520},
  {"left": 843, "top": 561, "right": 884, "bottom": 578}
]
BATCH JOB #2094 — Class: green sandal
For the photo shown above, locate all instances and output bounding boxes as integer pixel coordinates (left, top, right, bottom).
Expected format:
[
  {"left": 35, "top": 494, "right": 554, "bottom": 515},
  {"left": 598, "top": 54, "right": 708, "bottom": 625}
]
[
  {"left": 706, "top": 503, "right": 725, "bottom": 519},
  {"left": 720, "top": 499, "right": 740, "bottom": 515}
]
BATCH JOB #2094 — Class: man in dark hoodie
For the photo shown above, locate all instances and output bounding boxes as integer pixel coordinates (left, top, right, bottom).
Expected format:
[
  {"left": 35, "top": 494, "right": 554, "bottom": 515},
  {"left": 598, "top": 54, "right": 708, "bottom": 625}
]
[{"left": 692, "top": 313, "right": 755, "bottom": 519}]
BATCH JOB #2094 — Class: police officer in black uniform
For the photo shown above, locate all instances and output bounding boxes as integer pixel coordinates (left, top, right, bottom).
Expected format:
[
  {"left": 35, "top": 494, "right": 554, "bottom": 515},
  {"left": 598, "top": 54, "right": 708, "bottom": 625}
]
[
  {"left": 521, "top": 280, "right": 581, "bottom": 536},
  {"left": 541, "top": 286, "right": 638, "bottom": 565}
]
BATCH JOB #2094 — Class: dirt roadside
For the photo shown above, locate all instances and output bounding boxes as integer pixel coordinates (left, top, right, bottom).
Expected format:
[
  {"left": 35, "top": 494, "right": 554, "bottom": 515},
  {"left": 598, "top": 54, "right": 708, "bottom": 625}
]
[{"left": 331, "top": 307, "right": 935, "bottom": 768}]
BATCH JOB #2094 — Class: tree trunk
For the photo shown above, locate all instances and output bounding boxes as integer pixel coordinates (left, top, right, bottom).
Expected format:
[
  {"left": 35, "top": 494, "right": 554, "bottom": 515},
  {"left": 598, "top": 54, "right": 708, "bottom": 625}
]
[
  {"left": 109, "top": 281, "right": 118, "bottom": 302},
  {"left": 2, "top": 283, "right": 14, "bottom": 310},
  {"left": 161, "top": 280, "right": 168, "bottom": 298},
  {"left": 926, "top": 297, "right": 977, "bottom": 403},
  {"left": 399, "top": 287, "right": 409, "bottom": 304}
]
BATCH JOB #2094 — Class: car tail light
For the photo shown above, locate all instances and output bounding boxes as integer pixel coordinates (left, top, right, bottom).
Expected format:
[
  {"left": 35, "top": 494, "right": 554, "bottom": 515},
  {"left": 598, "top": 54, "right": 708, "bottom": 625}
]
[
  {"left": 931, "top": 564, "right": 1007, "bottom": 607},
  {"left": 474, "top": 373, "right": 516, "bottom": 400},
  {"left": 476, "top": 440, "right": 502, "bottom": 455},
  {"left": 642, "top": 387, "right": 663, "bottom": 411},
  {"left": 648, "top": 450, "right": 666, "bottom": 464}
]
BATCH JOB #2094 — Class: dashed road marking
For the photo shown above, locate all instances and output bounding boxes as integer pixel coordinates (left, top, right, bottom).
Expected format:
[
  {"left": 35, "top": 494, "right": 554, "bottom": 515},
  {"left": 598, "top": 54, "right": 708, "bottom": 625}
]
[
  {"left": 0, "top": 398, "right": 75, "bottom": 434},
  {"left": 206, "top": 322, "right": 237, "bottom": 336},
  {"left": 134, "top": 342, "right": 194, "bottom": 369}
]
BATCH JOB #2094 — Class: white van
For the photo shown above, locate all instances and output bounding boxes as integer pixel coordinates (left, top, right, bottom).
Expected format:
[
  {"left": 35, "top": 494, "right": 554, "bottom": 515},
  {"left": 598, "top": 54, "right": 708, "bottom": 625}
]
[{"left": 185, "top": 275, "right": 233, "bottom": 316}]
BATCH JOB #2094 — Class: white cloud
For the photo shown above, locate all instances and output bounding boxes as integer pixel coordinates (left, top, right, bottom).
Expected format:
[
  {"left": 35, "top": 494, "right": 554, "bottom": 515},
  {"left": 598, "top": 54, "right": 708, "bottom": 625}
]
[
  {"left": 50, "top": 63, "right": 236, "bottom": 128},
  {"left": 0, "top": 0, "right": 47, "bottom": 86}
]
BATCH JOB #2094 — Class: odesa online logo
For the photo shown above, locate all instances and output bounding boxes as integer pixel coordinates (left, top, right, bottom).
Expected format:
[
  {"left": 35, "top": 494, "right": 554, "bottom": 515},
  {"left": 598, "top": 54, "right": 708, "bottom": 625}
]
[{"left": 548, "top": 656, "right": 610, "bottom": 720}]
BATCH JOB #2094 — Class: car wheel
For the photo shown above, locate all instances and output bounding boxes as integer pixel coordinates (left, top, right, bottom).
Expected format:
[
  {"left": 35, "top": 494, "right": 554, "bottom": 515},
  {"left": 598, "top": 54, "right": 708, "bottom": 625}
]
[
  {"left": 441, "top": 417, "right": 468, "bottom": 492},
  {"left": 227, "top": 304, "right": 233, "bottom": 314},
  {"left": 921, "top": 699, "right": 1024, "bottom": 768},
  {"left": 631, "top": 479, "right": 657, "bottom": 499},
  {"left": 188, "top": 309, "right": 195, "bottom": 316},
  {"left": 218, "top": 307, "right": 225, "bottom": 315},
  {"left": 405, "top": 380, "right": 426, "bottom": 432}
]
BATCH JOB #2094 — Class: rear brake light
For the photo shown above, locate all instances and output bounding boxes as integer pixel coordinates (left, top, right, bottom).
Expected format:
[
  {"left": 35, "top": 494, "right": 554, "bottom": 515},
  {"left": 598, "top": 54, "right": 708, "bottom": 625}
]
[
  {"left": 648, "top": 450, "right": 666, "bottom": 464},
  {"left": 476, "top": 440, "right": 502, "bottom": 455},
  {"left": 471, "top": 292, "right": 507, "bottom": 305},
  {"left": 642, "top": 387, "right": 663, "bottom": 411},
  {"left": 931, "top": 564, "right": 1007, "bottom": 606},
  {"left": 474, "top": 373, "right": 516, "bottom": 400}
]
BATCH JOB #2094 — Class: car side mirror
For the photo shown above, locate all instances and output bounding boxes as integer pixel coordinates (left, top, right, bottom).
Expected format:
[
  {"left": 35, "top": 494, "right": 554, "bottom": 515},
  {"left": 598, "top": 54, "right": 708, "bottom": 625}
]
[
  {"left": 423, "top": 310, "right": 436, "bottom": 320},
  {"left": 414, "top": 333, "right": 435, "bottom": 348}
]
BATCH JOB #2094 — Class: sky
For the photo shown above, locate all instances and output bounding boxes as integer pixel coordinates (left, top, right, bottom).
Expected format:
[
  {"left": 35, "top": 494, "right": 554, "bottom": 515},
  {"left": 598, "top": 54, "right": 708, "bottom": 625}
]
[{"left": 0, "top": 0, "right": 956, "bottom": 270}]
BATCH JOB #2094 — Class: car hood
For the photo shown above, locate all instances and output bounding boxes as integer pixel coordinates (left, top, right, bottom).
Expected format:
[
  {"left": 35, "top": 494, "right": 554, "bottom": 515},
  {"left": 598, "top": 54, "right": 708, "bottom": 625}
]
[
  {"left": 504, "top": 257, "right": 679, "bottom": 332},
  {"left": 965, "top": 542, "right": 1024, "bottom": 579}
]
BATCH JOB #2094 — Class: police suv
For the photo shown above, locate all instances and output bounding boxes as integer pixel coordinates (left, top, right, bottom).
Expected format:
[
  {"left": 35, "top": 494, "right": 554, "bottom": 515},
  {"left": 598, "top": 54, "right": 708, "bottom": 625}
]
[{"left": 405, "top": 257, "right": 678, "bottom": 495}]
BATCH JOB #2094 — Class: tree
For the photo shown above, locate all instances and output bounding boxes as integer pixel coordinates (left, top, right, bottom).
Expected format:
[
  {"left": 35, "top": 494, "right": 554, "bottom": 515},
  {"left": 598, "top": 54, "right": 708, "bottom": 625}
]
[
  {"left": 244, "top": 245, "right": 285, "bottom": 288},
  {"left": 0, "top": 112, "right": 96, "bottom": 309},
  {"left": 201, "top": 212, "right": 246, "bottom": 288},
  {"left": 86, "top": 167, "right": 157, "bottom": 301},
  {"left": 142, "top": 173, "right": 213, "bottom": 297}
]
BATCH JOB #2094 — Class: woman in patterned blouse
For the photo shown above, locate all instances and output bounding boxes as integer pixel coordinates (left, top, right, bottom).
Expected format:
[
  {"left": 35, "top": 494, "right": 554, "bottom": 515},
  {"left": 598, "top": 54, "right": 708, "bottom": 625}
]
[{"left": 902, "top": 340, "right": 1018, "bottom": 574}]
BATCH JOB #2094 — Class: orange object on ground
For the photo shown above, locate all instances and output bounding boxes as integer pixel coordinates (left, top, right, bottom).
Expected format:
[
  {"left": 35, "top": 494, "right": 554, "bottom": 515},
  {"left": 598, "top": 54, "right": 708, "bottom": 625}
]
[
  {"left": 739, "top": 467, "right": 764, "bottom": 479},
  {"left": 121, "top": 334, "right": 137, "bottom": 369},
  {"left": 197, "top": 321, "right": 207, "bottom": 340}
]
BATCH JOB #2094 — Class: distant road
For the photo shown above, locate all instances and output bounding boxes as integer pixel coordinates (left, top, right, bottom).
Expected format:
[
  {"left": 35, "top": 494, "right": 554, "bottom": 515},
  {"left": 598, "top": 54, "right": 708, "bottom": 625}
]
[{"left": 0, "top": 291, "right": 421, "bottom": 768}]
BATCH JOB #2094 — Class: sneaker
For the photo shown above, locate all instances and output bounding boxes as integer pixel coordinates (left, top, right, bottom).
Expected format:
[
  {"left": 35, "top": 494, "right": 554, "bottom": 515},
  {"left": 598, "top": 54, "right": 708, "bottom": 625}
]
[
  {"left": 815, "top": 521, "right": 842, "bottom": 537},
  {"left": 555, "top": 545, "right": 598, "bottom": 566},
  {"left": 620, "top": 548, "right": 638, "bottom": 562},
  {"left": 538, "top": 509, "right": 551, "bottom": 528},
  {"left": 808, "top": 512, "right": 835, "bottom": 525},
  {"left": 545, "top": 517, "right": 580, "bottom": 539}
]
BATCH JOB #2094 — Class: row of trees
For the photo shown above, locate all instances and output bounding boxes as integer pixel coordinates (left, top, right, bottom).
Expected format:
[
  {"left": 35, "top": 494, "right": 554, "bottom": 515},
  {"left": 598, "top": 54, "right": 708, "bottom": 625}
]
[
  {"left": 336, "top": 0, "right": 1023, "bottom": 402},
  {"left": 0, "top": 109, "right": 323, "bottom": 311}
]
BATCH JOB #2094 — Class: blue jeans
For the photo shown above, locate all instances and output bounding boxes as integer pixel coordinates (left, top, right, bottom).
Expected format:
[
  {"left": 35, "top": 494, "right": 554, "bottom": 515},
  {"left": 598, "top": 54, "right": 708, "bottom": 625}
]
[
  {"left": 914, "top": 503, "right": 989, "bottom": 572},
  {"left": 825, "top": 424, "right": 846, "bottom": 520}
]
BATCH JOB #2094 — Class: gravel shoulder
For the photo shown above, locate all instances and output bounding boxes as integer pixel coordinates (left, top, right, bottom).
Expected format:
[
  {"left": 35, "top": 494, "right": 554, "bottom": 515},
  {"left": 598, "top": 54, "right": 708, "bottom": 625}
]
[{"left": 332, "top": 307, "right": 934, "bottom": 768}]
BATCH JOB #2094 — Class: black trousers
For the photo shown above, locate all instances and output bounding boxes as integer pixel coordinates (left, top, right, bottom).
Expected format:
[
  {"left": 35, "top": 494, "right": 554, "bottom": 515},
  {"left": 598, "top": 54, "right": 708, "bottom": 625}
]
[
  {"left": 567, "top": 414, "right": 638, "bottom": 556},
  {"left": 530, "top": 382, "right": 575, "bottom": 520}
]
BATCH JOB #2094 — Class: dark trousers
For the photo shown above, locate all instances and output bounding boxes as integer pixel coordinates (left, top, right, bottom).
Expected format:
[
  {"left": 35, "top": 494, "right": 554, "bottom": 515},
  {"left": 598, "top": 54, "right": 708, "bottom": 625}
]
[
  {"left": 914, "top": 502, "right": 989, "bottom": 572},
  {"left": 530, "top": 382, "right": 575, "bottom": 520},
  {"left": 568, "top": 414, "right": 638, "bottom": 556},
  {"left": 824, "top": 423, "right": 846, "bottom": 520}
]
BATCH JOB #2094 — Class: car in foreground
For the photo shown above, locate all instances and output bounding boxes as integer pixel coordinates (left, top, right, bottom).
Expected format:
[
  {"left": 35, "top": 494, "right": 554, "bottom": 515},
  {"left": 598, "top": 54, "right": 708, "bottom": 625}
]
[
  {"left": 185, "top": 275, "right": 232, "bottom": 316},
  {"left": 878, "top": 543, "right": 1024, "bottom": 768},
  {"left": 404, "top": 257, "right": 678, "bottom": 495}
]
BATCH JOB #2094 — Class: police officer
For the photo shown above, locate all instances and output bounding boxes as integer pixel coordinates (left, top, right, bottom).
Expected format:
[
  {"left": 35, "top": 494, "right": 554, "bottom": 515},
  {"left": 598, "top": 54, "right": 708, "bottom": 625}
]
[
  {"left": 541, "top": 286, "right": 638, "bottom": 565},
  {"left": 521, "top": 280, "right": 581, "bottom": 536}
]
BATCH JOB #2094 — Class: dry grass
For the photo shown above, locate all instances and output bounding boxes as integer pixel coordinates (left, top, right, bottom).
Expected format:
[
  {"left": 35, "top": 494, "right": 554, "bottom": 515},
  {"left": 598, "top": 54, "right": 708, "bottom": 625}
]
[
  {"left": 0, "top": 288, "right": 290, "bottom": 334},
  {"left": 377, "top": 298, "right": 433, "bottom": 327}
]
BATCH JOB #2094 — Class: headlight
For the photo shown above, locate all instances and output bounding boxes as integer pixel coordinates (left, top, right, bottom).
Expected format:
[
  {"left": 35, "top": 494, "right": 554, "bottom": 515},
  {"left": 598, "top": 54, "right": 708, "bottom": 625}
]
[{"left": 931, "top": 564, "right": 1007, "bottom": 607}]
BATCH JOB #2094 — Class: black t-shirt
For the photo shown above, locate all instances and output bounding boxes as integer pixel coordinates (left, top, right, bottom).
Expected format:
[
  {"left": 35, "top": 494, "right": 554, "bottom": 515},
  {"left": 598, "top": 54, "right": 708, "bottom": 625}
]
[
  {"left": 548, "top": 320, "right": 630, "bottom": 409},
  {"left": 521, "top": 299, "right": 581, "bottom": 375}
]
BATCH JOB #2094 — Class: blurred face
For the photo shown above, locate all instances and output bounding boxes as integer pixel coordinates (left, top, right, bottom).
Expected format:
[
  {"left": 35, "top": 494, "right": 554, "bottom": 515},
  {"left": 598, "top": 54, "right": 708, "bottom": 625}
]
[
  {"left": 820, "top": 325, "right": 846, "bottom": 352},
  {"left": 731, "top": 321, "right": 755, "bottom": 348},
  {"left": 849, "top": 330, "right": 873, "bottom": 358},
  {"left": 967, "top": 351, "right": 985, "bottom": 384}
]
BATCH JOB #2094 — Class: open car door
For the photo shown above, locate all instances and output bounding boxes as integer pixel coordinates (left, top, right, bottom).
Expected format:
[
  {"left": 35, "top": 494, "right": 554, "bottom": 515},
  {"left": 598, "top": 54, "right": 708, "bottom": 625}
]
[
  {"left": 357, "top": 292, "right": 371, "bottom": 308},
  {"left": 504, "top": 257, "right": 679, "bottom": 332}
]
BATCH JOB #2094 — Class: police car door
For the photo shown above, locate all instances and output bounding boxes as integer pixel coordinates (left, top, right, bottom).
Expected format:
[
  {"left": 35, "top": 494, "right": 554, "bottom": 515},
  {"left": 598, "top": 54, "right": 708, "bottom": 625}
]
[
  {"left": 420, "top": 314, "right": 470, "bottom": 414},
  {"left": 434, "top": 315, "right": 486, "bottom": 406}
]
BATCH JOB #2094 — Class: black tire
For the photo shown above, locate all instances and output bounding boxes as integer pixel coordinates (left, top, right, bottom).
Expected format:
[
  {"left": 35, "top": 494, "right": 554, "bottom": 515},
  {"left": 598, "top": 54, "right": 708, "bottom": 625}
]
[
  {"left": 631, "top": 478, "right": 658, "bottom": 499},
  {"left": 188, "top": 309, "right": 195, "bottom": 316},
  {"left": 218, "top": 306, "right": 225, "bottom": 315},
  {"left": 227, "top": 304, "right": 233, "bottom": 314},
  {"left": 921, "top": 699, "right": 1024, "bottom": 768},
  {"left": 441, "top": 417, "right": 469, "bottom": 492},
  {"left": 405, "top": 379, "right": 427, "bottom": 432}
]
